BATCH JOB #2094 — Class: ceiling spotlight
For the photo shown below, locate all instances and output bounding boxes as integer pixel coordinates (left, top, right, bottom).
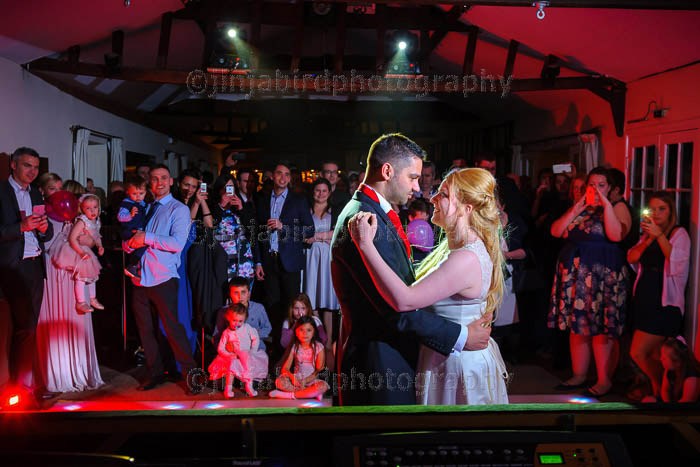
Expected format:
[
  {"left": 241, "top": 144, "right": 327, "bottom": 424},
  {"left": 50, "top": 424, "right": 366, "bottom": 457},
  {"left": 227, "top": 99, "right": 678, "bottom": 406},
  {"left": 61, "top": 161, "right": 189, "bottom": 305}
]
[
  {"left": 124, "top": 0, "right": 131, "bottom": 6},
  {"left": 397, "top": 41, "right": 407, "bottom": 51},
  {"left": 227, "top": 28, "right": 237, "bottom": 38},
  {"left": 533, "top": 1, "right": 549, "bottom": 20}
]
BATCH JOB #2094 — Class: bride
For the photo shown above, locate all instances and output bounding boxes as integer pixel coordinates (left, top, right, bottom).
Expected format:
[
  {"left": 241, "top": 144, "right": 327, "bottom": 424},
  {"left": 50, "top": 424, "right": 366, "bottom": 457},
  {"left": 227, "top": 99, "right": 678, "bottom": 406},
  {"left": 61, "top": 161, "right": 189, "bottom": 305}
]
[{"left": 349, "top": 167, "right": 509, "bottom": 405}]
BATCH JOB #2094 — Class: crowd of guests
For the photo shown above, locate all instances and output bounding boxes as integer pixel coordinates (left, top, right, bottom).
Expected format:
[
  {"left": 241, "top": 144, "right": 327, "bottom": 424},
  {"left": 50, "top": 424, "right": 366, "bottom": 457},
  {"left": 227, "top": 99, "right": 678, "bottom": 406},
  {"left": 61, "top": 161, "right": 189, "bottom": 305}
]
[{"left": 1, "top": 143, "right": 698, "bottom": 407}]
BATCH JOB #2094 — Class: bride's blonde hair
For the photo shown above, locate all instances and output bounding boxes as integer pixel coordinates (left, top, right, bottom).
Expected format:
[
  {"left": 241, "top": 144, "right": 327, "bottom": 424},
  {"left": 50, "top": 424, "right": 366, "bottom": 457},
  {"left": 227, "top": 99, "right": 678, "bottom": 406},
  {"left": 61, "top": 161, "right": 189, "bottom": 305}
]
[{"left": 415, "top": 168, "right": 505, "bottom": 317}]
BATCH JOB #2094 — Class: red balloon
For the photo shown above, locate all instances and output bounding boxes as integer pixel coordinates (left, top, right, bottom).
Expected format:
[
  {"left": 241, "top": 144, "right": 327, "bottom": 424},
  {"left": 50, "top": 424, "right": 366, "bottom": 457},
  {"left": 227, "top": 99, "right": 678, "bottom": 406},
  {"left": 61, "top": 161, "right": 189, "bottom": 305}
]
[{"left": 46, "top": 190, "right": 79, "bottom": 222}]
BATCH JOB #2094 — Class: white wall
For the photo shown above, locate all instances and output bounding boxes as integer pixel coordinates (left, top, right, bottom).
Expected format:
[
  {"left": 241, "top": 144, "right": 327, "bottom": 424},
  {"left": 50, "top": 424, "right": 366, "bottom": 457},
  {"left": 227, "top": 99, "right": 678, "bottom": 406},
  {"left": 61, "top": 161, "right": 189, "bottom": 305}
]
[{"left": 0, "top": 56, "right": 215, "bottom": 179}]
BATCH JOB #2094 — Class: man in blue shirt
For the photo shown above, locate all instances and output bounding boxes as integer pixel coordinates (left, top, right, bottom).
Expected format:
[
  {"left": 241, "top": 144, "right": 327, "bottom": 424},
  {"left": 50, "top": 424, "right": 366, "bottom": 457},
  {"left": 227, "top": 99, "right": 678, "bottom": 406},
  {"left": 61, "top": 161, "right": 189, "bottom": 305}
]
[{"left": 125, "top": 164, "right": 196, "bottom": 393}]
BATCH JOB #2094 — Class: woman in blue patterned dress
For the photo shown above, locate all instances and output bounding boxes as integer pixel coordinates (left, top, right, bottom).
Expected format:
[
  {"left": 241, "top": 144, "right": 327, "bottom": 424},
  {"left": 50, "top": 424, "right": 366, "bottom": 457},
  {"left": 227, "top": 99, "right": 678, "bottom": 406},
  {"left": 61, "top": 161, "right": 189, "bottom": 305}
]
[{"left": 549, "top": 167, "right": 631, "bottom": 398}]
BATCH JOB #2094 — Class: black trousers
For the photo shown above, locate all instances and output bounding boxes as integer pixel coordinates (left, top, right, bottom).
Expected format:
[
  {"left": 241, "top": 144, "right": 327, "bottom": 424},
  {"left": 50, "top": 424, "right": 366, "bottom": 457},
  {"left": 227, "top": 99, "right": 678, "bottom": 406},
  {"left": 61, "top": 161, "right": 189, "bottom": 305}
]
[
  {"left": 132, "top": 278, "right": 196, "bottom": 380},
  {"left": 0, "top": 257, "right": 44, "bottom": 390},
  {"left": 262, "top": 253, "right": 300, "bottom": 344}
]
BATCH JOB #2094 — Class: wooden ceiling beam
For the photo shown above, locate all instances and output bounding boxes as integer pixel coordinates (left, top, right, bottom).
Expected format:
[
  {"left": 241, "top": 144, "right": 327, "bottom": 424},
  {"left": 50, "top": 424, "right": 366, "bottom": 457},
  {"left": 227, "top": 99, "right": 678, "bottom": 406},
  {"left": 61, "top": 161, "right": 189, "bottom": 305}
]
[
  {"left": 250, "top": 0, "right": 262, "bottom": 70},
  {"left": 334, "top": 3, "right": 347, "bottom": 75},
  {"left": 112, "top": 30, "right": 124, "bottom": 57},
  {"left": 25, "top": 57, "right": 624, "bottom": 95},
  {"left": 420, "top": 5, "right": 468, "bottom": 63},
  {"left": 462, "top": 26, "right": 479, "bottom": 76},
  {"left": 175, "top": 2, "right": 472, "bottom": 31},
  {"left": 312, "top": 0, "right": 700, "bottom": 8},
  {"left": 503, "top": 40, "right": 519, "bottom": 78},
  {"left": 157, "top": 12, "right": 173, "bottom": 69},
  {"left": 290, "top": 0, "right": 305, "bottom": 72},
  {"left": 375, "top": 4, "right": 386, "bottom": 73},
  {"left": 30, "top": 71, "right": 212, "bottom": 151}
]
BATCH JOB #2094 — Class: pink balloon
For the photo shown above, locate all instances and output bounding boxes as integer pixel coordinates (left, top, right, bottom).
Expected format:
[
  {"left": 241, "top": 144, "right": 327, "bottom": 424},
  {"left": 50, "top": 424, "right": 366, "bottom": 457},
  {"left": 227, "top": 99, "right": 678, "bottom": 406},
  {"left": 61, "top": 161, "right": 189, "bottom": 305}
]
[
  {"left": 46, "top": 190, "right": 79, "bottom": 222},
  {"left": 407, "top": 219, "right": 434, "bottom": 252}
]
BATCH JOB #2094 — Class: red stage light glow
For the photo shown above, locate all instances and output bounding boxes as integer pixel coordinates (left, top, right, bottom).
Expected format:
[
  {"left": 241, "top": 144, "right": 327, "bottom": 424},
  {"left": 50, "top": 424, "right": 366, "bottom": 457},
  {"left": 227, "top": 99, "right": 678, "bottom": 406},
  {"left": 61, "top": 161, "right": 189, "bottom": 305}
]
[{"left": 8, "top": 394, "right": 20, "bottom": 406}]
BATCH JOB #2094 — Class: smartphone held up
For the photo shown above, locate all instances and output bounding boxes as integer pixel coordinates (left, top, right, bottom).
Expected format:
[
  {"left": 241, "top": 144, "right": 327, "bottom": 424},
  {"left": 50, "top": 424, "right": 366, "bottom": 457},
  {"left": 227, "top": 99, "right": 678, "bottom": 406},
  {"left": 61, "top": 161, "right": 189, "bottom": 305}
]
[
  {"left": 585, "top": 186, "right": 597, "bottom": 206},
  {"left": 32, "top": 204, "right": 46, "bottom": 217},
  {"left": 552, "top": 163, "right": 573, "bottom": 175}
]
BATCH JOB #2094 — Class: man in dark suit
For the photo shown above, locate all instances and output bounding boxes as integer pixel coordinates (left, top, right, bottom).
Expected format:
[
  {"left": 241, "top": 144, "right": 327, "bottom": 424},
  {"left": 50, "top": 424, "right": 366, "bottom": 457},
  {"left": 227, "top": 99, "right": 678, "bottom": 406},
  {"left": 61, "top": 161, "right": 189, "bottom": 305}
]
[
  {"left": 253, "top": 161, "right": 315, "bottom": 342},
  {"left": 321, "top": 160, "right": 351, "bottom": 212},
  {"left": 331, "top": 134, "right": 491, "bottom": 406},
  {"left": 0, "top": 147, "right": 53, "bottom": 405}
]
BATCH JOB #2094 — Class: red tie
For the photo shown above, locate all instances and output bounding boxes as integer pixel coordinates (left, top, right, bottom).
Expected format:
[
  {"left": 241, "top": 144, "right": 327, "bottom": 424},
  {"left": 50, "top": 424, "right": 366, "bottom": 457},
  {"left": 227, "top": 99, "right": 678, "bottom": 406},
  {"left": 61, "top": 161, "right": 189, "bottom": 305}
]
[{"left": 359, "top": 185, "right": 411, "bottom": 259}]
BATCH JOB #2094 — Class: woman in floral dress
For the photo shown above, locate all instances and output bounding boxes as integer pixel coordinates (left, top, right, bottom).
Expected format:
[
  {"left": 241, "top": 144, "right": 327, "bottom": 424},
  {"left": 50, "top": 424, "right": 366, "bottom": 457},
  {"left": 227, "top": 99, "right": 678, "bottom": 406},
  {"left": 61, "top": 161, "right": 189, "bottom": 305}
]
[
  {"left": 211, "top": 175, "right": 256, "bottom": 288},
  {"left": 549, "top": 167, "right": 631, "bottom": 398}
]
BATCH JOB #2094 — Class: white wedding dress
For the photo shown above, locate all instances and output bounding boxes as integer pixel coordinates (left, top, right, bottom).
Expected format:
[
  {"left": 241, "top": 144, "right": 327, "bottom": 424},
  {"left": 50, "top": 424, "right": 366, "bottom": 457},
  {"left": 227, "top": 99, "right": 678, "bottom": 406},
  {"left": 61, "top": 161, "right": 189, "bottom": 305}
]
[{"left": 416, "top": 238, "right": 509, "bottom": 405}]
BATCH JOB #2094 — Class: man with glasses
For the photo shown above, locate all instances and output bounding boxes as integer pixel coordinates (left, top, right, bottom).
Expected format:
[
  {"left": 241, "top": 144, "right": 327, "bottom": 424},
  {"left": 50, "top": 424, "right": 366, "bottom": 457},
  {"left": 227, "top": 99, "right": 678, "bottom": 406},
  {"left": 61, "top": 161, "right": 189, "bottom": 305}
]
[{"left": 321, "top": 161, "right": 351, "bottom": 211}]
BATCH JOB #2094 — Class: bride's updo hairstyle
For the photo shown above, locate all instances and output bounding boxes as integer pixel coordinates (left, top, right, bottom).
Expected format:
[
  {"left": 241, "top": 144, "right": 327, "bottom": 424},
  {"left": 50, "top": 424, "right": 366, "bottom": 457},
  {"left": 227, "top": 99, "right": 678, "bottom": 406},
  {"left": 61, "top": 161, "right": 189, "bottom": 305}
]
[{"left": 416, "top": 168, "right": 505, "bottom": 317}]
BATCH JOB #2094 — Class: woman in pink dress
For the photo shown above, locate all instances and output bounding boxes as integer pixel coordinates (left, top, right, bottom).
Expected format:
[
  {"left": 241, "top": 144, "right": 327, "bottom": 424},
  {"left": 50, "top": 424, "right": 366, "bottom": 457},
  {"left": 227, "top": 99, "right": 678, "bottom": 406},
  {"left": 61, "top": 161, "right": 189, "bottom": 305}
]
[{"left": 36, "top": 175, "right": 103, "bottom": 394}]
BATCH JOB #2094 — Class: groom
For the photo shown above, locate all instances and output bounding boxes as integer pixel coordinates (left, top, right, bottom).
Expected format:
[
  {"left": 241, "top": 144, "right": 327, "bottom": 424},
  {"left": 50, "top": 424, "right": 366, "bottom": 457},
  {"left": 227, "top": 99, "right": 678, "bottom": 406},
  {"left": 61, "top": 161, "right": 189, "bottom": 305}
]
[{"left": 331, "top": 133, "right": 492, "bottom": 406}]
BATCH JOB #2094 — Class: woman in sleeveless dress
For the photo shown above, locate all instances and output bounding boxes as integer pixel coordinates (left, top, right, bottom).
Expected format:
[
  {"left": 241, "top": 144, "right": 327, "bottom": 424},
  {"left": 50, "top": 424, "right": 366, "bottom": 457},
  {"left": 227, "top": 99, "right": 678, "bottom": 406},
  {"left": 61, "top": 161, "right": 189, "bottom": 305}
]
[
  {"left": 36, "top": 175, "right": 103, "bottom": 393},
  {"left": 628, "top": 191, "right": 690, "bottom": 401},
  {"left": 349, "top": 168, "right": 509, "bottom": 405},
  {"left": 548, "top": 167, "right": 630, "bottom": 398}
]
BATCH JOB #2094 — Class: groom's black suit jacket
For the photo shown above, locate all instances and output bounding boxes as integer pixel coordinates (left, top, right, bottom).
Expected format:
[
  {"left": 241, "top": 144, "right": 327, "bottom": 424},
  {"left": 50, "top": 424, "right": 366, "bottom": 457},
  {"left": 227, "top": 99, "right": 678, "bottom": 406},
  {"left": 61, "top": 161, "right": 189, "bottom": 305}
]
[{"left": 331, "top": 189, "right": 461, "bottom": 406}]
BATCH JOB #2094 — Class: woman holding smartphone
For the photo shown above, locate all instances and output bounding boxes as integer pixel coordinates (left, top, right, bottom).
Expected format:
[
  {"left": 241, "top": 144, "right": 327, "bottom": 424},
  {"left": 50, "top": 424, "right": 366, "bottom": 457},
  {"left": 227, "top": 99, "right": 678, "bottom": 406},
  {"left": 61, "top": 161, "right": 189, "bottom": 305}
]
[
  {"left": 628, "top": 192, "right": 690, "bottom": 401},
  {"left": 211, "top": 174, "right": 255, "bottom": 286},
  {"left": 548, "top": 167, "right": 631, "bottom": 398}
]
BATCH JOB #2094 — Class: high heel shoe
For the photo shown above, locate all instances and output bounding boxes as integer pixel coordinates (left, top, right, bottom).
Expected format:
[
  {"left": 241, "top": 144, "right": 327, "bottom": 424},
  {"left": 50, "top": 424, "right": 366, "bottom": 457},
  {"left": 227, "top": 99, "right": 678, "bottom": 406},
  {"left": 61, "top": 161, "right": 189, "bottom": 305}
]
[{"left": 89, "top": 298, "right": 105, "bottom": 310}]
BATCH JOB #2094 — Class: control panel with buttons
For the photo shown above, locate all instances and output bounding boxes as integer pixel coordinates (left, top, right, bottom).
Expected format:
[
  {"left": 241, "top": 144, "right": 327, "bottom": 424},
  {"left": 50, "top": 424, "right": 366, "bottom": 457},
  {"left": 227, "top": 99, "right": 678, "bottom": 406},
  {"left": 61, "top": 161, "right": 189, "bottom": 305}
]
[{"left": 334, "top": 431, "right": 631, "bottom": 467}]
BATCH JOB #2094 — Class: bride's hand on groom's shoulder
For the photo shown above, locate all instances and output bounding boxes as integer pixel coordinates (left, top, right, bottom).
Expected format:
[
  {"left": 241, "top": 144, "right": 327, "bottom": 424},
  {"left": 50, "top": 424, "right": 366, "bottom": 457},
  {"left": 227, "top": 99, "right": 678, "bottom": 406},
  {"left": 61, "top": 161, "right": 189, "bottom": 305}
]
[
  {"left": 464, "top": 314, "right": 493, "bottom": 351},
  {"left": 348, "top": 211, "right": 378, "bottom": 248}
]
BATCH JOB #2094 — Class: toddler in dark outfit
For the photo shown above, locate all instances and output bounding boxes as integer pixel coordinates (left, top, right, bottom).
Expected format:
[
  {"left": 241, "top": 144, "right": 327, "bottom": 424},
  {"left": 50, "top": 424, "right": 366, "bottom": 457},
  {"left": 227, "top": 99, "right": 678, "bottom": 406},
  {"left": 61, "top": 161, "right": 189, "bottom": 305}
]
[{"left": 118, "top": 175, "right": 149, "bottom": 278}]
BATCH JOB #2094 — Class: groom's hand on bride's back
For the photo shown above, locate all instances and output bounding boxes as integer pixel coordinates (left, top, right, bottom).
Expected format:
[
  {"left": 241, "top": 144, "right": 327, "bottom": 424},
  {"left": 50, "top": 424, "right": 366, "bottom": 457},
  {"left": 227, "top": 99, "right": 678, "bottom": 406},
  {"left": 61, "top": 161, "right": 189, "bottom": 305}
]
[{"left": 464, "top": 314, "right": 493, "bottom": 351}]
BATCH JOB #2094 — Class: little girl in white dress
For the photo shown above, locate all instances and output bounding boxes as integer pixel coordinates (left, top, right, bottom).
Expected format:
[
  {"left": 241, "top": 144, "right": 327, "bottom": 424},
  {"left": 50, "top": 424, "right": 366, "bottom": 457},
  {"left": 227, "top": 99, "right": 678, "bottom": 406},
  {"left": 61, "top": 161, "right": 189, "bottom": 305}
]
[
  {"left": 208, "top": 303, "right": 269, "bottom": 398},
  {"left": 51, "top": 194, "right": 104, "bottom": 314}
]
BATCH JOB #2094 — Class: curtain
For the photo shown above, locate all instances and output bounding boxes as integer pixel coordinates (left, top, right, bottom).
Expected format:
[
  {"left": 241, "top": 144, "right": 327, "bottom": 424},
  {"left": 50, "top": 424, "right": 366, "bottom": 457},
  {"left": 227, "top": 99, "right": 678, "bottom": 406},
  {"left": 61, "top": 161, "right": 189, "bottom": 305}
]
[
  {"left": 578, "top": 133, "right": 599, "bottom": 174},
  {"left": 165, "top": 151, "right": 179, "bottom": 176},
  {"left": 72, "top": 128, "right": 91, "bottom": 185},
  {"left": 511, "top": 145, "right": 523, "bottom": 175},
  {"left": 108, "top": 137, "right": 125, "bottom": 182}
]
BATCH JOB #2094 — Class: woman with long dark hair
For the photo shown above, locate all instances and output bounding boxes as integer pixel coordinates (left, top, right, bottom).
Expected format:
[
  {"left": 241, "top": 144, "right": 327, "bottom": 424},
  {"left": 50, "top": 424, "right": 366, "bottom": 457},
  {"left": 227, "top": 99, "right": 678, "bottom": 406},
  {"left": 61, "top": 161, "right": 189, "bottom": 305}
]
[
  {"left": 549, "top": 167, "right": 630, "bottom": 398},
  {"left": 211, "top": 173, "right": 255, "bottom": 286}
]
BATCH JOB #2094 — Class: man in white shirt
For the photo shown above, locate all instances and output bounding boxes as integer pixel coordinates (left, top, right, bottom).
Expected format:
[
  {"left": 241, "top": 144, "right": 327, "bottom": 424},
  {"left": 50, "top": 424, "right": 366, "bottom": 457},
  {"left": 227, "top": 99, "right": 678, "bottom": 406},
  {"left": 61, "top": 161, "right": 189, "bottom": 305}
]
[{"left": 0, "top": 147, "right": 52, "bottom": 407}]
